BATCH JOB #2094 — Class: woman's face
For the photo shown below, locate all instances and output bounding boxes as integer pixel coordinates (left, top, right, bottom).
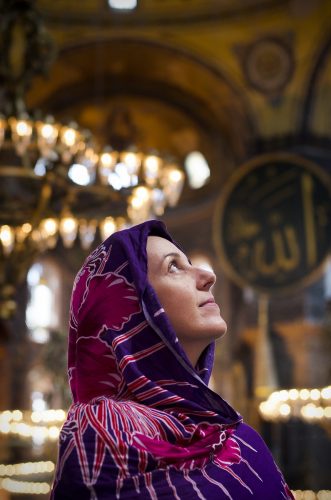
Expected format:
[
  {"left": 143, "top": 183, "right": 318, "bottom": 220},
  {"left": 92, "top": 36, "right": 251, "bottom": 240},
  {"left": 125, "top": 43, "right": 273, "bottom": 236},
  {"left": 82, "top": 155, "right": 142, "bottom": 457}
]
[{"left": 147, "top": 236, "right": 227, "bottom": 366}]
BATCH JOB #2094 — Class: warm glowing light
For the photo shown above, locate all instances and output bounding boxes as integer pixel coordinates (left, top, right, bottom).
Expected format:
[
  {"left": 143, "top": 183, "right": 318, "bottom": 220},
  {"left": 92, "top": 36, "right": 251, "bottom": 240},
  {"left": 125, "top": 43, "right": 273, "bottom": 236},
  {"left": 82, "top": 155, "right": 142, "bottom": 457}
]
[
  {"left": 133, "top": 186, "right": 151, "bottom": 204},
  {"left": 121, "top": 151, "right": 141, "bottom": 174},
  {"left": 259, "top": 386, "right": 331, "bottom": 423},
  {"left": 99, "top": 151, "right": 117, "bottom": 168},
  {"left": 40, "top": 123, "right": 57, "bottom": 140},
  {"left": 36, "top": 119, "right": 59, "bottom": 153},
  {"left": 17, "top": 121, "right": 30, "bottom": 137},
  {"left": 100, "top": 217, "right": 116, "bottom": 241},
  {"left": 0, "top": 460, "right": 54, "bottom": 477},
  {"left": 184, "top": 151, "right": 210, "bottom": 189},
  {"left": 321, "top": 386, "right": 331, "bottom": 399},
  {"left": 279, "top": 390, "right": 289, "bottom": 401},
  {"left": 0, "top": 225, "right": 15, "bottom": 255},
  {"left": 289, "top": 389, "right": 299, "bottom": 400},
  {"left": 144, "top": 154, "right": 162, "bottom": 187},
  {"left": 79, "top": 219, "right": 97, "bottom": 250},
  {"left": 68, "top": 163, "right": 91, "bottom": 186},
  {"left": 1, "top": 106, "right": 185, "bottom": 263},
  {"left": 324, "top": 407, "right": 331, "bottom": 418},
  {"left": 0, "top": 409, "right": 66, "bottom": 442},
  {"left": 22, "top": 223, "right": 32, "bottom": 234},
  {"left": 299, "top": 389, "right": 310, "bottom": 400},
  {"left": 161, "top": 166, "right": 185, "bottom": 207},
  {"left": 0, "top": 477, "right": 51, "bottom": 495},
  {"left": 39, "top": 218, "right": 58, "bottom": 237},
  {"left": 310, "top": 389, "right": 320, "bottom": 400},
  {"left": 279, "top": 404, "right": 291, "bottom": 416},
  {"left": 59, "top": 216, "right": 78, "bottom": 248},
  {"left": 61, "top": 127, "right": 77, "bottom": 148},
  {"left": 108, "top": 0, "right": 137, "bottom": 8}
]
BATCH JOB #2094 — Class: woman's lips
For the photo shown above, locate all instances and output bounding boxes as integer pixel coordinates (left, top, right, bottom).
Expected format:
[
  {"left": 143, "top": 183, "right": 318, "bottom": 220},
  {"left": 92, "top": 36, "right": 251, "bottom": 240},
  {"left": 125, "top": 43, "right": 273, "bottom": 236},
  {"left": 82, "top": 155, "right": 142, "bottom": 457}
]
[{"left": 199, "top": 298, "right": 218, "bottom": 308}]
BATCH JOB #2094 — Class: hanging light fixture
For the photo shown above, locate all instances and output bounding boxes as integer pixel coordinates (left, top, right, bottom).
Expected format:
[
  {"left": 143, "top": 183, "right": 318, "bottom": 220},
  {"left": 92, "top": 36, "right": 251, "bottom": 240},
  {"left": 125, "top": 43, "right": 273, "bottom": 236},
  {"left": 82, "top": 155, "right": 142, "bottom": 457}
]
[{"left": 0, "top": 0, "right": 185, "bottom": 318}]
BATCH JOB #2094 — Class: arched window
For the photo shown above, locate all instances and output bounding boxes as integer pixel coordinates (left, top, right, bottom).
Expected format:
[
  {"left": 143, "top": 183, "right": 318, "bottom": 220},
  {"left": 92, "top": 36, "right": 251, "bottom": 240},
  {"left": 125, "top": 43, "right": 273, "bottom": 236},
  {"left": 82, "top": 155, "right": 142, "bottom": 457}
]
[
  {"left": 26, "top": 260, "right": 61, "bottom": 344},
  {"left": 184, "top": 151, "right": 211, "bottom": 189}
]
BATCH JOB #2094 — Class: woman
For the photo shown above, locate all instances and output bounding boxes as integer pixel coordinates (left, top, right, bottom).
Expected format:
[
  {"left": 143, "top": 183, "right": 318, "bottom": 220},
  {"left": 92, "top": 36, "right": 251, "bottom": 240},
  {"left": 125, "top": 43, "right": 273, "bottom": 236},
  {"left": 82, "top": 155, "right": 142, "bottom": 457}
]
[{"left": 51, "top": 220, "right": 293, "bottom": 499}]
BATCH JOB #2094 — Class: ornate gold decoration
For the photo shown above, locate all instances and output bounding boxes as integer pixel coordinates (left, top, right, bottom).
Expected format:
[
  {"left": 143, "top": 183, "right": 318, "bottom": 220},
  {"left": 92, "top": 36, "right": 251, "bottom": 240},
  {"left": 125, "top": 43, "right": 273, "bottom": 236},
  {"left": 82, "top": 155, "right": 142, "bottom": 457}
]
[{"left": 213, "top": 153, "right": 331, "bottom": 295}]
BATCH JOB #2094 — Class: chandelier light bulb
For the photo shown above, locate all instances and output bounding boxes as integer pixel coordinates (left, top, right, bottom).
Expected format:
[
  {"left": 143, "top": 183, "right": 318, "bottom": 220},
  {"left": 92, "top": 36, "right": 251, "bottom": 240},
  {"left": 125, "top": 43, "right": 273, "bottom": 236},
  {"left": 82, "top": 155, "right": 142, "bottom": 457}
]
[
  {"left": 100, "top": 217, "right": 116, "bottom": 241},
  {"left": 99, "top": 151, "right": 117, "bottom": 168},
  {"left": 144, "top": 154, "right": 162, "bottom": 187},
  {"left": 151, "top": 188, "right": 166, "bottom": 216},
  {"left": 40, "top": 122, "right": 58, "bottom": 142},
  {"left": 59, "top": 216, "right": 78, "bottom": 248},
  {"left": 132, "top": 186, "right": 151, "bottom": 206},
  {"left": 61, "top": 128, "right": 77, "bottom": 148},
  {"left": 16, "top": 223, "right": 32, "bottom": 243},
  {"left": 9, "top": 117, "right": 33, "bottom": 155},
  {"left": 79, "top": 219, "right": 97, "bottom": 250},
  {"left": 39, "top": 218, "right": 58, "bottom": 237},
  {"left": 16, "top": 120, "right": 32, "bottom": 137},
  {"left": 120, "top": 151, "right": 141, "bottom": 175},
  {"left": 0, "top": 225, "right": 15, "bottom": 255},
  {"left": 98, "top": 151, "right": 118, "bottom": 185},
  {"left": 162, "top": 167, "right": 184, "bottom": 207}
]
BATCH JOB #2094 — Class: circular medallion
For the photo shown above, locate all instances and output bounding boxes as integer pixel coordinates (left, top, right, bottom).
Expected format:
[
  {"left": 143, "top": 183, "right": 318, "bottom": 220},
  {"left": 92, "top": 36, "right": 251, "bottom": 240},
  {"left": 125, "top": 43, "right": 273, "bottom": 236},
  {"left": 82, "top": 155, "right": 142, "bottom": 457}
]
[
  {"left": 243, "top": 38, "right": 294, "bottom": 95},
  {"left": 213, "top": 154, "right": 331, "bottom": 295}
]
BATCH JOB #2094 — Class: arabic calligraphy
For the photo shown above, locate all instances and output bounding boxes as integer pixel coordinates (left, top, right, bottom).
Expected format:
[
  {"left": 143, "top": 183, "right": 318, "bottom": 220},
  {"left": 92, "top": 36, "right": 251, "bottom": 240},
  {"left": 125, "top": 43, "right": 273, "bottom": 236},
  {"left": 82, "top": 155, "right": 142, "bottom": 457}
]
[{"left": 213, "top": 154, "right": 331, "bottom": 294}]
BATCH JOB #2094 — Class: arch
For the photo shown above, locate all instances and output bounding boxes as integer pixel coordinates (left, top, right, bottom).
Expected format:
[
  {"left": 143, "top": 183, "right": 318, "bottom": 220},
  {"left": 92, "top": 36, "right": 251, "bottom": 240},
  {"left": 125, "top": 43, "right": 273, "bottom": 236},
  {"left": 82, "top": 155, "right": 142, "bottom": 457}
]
[
  {"left": 27, "top": 37, "right": 257, "bottom": 206},
  {"left": 300, "top": 35, "right": 331, "bottom": 136}
]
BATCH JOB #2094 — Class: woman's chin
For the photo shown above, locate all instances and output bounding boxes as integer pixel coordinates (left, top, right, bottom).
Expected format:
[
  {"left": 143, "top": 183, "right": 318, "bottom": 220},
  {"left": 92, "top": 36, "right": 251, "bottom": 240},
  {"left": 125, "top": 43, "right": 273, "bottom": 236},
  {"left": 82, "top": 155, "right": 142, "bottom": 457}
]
[{"left": 213, "top": 319, "right": 227, "bottom": 339}]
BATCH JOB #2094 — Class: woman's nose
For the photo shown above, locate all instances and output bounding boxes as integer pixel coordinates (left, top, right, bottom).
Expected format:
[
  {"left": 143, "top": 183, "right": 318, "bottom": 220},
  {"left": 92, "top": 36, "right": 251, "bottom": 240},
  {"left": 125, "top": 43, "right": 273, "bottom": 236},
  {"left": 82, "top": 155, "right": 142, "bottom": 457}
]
[{"left": 195, "top": 267, "right": 216, "bottom": 290}]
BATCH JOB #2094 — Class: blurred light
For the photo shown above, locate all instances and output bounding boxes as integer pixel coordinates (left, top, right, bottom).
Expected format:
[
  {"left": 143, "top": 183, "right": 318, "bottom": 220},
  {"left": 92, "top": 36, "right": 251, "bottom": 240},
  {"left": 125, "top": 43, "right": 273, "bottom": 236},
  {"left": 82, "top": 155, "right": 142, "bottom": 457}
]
[
  {"left": 27, "top": 263, "right": 43, "bottom": 287},
  {"left": 299, "top": 389, "right": 310, "bottom": 401},
  {"left": 59, "top": 216, "right": 78, "bottom": 248},
  {"left": 68, "top": 163, "right": 91, "bottom": 186},
  {"left": 100, "top": 217, "right": 116, "bottom": 241},
  {"left": 321, "top": 386, "right": 331, "bottom": 399},
  {"left": 32, "top": 392, "right": 47, "bottom": 412},
  {"left": 29, "top": 327, "right": 50, "bottom": 344},
  {"left": 108, "top": 0, "right": 137, "bottom": 10},
  {"left": 34, "top": 158, "right": 47, "bottom": 176},
  {"left": 259, "top": 385, "right": 331, "bottom": 423},
  {"left": 289, "top": 389, "right": 299, "bottom": 400},
  {"left": 310, "top": 389, "right": 320, "bottom": 400},
  {"left": 0, "top": 477, "right": 51, "bottom": 495},
  {"left": 0, "top": 460, "right": 54, "bottom": 477},
  {"left": 184, "top": 151, "right": 210, "bottom": 189},
  {"left": 0, "top": 225, "right": 15, "bottom": 255},
  {"left": 279, "top": 404, "right": 291, "bottom": 416}
]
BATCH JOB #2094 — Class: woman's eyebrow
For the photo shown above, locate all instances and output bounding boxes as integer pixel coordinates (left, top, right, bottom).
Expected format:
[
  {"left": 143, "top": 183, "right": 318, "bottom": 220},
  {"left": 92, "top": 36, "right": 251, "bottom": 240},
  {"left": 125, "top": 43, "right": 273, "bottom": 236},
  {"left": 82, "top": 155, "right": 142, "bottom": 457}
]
[
  {"left": 162, "top": 252, "right": 191, "bottom": 265},
  {"left": 163, "top": 252, "right": 181, "bottom": 260}
]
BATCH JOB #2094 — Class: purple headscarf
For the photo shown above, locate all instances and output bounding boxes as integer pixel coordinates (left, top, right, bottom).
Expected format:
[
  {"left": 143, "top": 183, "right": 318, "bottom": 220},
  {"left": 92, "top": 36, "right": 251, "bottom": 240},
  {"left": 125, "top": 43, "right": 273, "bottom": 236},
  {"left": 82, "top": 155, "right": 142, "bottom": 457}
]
[{"left": 51, "top": 220, "right": 293, "bottom": 499}]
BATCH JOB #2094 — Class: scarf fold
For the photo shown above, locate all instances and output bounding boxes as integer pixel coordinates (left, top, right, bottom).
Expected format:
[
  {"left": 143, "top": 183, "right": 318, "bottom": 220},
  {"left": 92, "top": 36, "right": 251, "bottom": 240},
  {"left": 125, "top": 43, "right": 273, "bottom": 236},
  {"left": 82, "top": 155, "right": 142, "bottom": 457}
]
[{"left": 51, "top": 220, "right": 293, "bottom": 500}]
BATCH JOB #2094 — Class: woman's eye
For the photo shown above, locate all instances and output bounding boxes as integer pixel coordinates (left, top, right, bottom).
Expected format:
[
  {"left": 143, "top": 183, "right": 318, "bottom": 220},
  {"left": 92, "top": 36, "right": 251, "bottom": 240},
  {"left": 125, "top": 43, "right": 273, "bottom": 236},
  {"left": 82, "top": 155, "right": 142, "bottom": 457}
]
[{"left": 168, "top": 260, "right": 180, "bottom": 273}]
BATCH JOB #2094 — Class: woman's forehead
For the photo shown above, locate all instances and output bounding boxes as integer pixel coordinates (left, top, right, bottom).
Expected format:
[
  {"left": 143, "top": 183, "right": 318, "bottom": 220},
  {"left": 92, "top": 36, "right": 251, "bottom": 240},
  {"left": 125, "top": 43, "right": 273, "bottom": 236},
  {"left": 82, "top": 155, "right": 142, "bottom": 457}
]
[
  {"left": 147, "top": 235, "right": 178, "bottom": 253},
  {"left": 147, "top": 236, "right": 185, "bottom": 264}
]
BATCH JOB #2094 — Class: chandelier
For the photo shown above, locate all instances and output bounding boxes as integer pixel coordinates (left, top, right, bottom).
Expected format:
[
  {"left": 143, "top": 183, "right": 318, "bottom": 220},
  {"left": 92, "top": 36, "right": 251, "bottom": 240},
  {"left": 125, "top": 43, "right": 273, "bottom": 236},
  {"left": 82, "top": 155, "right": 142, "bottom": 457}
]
[{"left": 0, "top": 0, "right": 185, "bottom": 318}]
